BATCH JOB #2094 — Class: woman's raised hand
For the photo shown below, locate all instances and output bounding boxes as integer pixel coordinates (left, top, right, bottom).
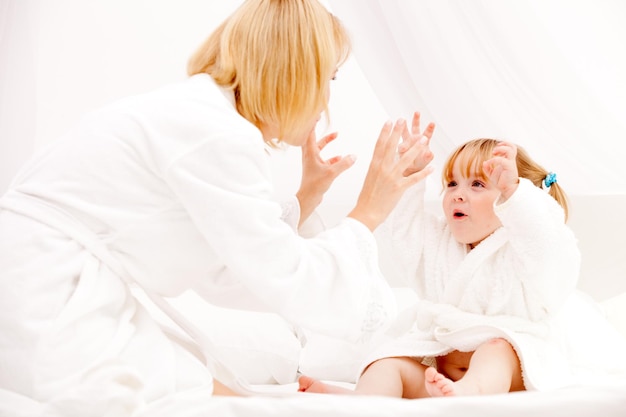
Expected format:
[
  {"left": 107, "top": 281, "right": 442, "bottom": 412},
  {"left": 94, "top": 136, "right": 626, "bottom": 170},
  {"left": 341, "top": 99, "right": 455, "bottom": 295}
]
[
  {"left": 348, "top": 117, "right": 434, "bottom": 231},
  {"left": 297, "top": 130, "right": 356, "bottom": 226}
]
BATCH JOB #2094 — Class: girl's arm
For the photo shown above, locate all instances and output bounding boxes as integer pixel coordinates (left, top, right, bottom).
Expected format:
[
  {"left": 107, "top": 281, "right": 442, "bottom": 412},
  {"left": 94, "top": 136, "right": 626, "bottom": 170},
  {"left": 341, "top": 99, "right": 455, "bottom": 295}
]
[
  {"left": 374, "top": 112, "right": 436, "bottom": 287},
  {"left": 496, "top": 180, "right": 580, "bottom": 320}
]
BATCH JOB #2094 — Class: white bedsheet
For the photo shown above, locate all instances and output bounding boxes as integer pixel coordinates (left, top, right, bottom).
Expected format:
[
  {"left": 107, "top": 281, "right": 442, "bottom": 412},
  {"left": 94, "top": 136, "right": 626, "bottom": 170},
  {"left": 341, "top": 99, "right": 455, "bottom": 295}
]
[
  {"left": 150, "top": 382, "right": 626, "bottom": 417},
  {"left": 4, "top": 379, "right": 624, "bottom": 417}
]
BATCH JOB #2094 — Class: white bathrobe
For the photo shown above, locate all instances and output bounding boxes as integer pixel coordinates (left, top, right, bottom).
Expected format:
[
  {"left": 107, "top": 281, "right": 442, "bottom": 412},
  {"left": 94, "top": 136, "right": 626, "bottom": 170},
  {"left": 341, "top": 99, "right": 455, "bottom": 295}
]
[
  {"left": 369, "top": 179, "right": 626, "bottom": 390},
  {"left": 0, "top": 74, "right": 395, "bottom": 413}
]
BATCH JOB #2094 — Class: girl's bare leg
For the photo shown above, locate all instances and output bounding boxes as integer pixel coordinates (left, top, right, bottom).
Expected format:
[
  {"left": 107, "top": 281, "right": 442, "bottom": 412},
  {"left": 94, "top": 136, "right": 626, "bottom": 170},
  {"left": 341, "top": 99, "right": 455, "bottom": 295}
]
[
  {"left": 299, "top": 357, "right": 430, "bottom": 398},
  {"left": 425, "top": 338, "right": 524, "bottom": 397}
]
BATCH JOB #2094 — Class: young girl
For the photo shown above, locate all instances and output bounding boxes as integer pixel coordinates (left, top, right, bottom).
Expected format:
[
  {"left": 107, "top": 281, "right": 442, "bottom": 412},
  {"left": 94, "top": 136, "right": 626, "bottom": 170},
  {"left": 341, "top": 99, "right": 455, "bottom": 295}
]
[{"left": 299, "top": 112, "right": 626, "bottom": 397}]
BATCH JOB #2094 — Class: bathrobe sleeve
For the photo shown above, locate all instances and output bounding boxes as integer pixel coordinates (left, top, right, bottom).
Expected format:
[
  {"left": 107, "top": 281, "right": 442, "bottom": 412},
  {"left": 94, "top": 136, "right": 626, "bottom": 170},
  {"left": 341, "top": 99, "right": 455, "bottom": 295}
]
[
  {"left": 163, "top": 132, "right": 396, "bottom": 342},
  {"left": 279, "top": 196, "right": 300, "bottom": 232},
  {"left": 375, "top": 181, "right": 445, "bottom": 293},
  {"left": 494, "top": 178, "right": 580, "bottom": 319}
]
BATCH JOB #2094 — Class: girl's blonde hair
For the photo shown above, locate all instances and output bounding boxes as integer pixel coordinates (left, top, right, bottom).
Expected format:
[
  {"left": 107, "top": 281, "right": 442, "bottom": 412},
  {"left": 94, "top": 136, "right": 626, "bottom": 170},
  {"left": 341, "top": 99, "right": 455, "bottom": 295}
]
[
  {"left": 187, "top": 0, "right": 351, "bottom": 144},
  {"left": 442, "top": 138, "right": 569, "bottom": 221}
]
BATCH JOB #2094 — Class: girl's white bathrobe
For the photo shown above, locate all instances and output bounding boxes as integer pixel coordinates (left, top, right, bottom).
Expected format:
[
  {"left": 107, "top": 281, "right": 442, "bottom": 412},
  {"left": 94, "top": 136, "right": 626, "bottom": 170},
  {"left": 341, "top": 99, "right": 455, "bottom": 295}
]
[
  {"left": 0, "top": 74, "right": 396, "bottom": 413},
  {"left": 370, "top": 179, "right": 626, "bottom": 390}
]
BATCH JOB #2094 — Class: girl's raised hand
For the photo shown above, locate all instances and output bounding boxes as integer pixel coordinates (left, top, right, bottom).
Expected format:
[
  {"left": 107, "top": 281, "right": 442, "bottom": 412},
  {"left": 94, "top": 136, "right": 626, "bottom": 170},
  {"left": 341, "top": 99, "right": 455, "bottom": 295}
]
[
  {"left": 398, "top": 111, "right": 435, "bottom": 176},
  {"left": 483, "top": 141, "right": 520, "bottom": 202}
]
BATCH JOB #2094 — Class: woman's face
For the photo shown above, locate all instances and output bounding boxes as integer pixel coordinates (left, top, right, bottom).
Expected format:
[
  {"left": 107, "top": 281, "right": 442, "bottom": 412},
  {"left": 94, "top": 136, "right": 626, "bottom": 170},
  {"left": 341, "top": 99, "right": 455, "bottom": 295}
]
[{"left": 442, "top": 158, "right": 502, "bottom": 249}]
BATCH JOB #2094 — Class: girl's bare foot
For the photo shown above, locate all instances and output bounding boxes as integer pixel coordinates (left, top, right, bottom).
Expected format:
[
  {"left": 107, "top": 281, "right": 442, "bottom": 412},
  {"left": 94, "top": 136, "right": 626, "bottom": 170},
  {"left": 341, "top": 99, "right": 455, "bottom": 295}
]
[
  {"left": 298, "top": 375, "right": 355, "bottom": 394},
  {"left": 424, "top": 367, "right": 457, "bottom": 397}
]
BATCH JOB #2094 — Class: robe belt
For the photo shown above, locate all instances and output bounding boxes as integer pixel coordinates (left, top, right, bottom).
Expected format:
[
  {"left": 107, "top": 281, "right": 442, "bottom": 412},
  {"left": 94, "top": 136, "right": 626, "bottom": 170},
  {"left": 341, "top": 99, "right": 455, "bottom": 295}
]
[{"left": 0, "top": 190, "right": 254, "bottom": 394}]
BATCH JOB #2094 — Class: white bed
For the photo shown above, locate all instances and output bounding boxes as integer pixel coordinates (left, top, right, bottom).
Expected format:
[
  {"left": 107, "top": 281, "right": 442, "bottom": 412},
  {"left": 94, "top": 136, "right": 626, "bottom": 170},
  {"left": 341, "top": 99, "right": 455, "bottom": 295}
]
[
  {"left": 142, "top": 379, "right": 626, "bottom": 417},
  {"left": 3, "top": 378, "right": 625, "bottom": 417},
  {"left": 2, "top": 195, "right": 625, "bottom": 417},
  {"left": 147, "top": 193, "right": 626, "bottom": 416},
  {"left": 2, "top": 1, "right": 625, "bottom": 415}
]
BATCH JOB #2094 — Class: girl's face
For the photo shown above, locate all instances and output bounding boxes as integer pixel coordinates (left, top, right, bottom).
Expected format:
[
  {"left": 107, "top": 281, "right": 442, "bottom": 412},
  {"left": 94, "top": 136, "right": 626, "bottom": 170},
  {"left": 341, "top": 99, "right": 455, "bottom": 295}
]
[{"left": 442, "top": 158, "right": 502, "bottom": 249}]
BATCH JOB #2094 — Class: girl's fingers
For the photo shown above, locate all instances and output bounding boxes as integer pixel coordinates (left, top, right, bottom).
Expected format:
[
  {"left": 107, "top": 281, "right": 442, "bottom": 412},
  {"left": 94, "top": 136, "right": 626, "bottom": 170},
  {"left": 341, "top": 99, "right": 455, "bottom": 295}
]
[
  {"left": 493, "top": 142, "right": 516, "bottom": 159},
  {"left": 399, "top": 124, "right": 419, "bottom": 153},
  {"left": 489, "top": 164, "right": 504, "bottom": 182},
  {"left": 404, "top": 164, "right": 434, "bottom": 187},
  {"left": 423, "top": 122, "right": 435, "bottom": 143},
  {"left": 396, "top": 134, "right": 429, "bottom": 171},
  {"left": 411, "top": 112, "right": 421, "bottom": 135}
]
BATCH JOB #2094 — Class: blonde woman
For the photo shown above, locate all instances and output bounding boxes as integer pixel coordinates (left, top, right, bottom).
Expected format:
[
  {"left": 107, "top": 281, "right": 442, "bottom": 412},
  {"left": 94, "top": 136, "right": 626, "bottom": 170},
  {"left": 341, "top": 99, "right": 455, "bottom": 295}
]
[{"left": 0, "top": 0, "right": 432, "bottom": 409}]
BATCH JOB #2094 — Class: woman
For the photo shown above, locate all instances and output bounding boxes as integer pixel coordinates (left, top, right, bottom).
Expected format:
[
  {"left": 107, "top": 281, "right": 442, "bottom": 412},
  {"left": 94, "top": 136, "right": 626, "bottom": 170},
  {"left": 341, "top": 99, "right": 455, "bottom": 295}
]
[{"left": 0, "top": 0, "right": 431, "bottom": 410}]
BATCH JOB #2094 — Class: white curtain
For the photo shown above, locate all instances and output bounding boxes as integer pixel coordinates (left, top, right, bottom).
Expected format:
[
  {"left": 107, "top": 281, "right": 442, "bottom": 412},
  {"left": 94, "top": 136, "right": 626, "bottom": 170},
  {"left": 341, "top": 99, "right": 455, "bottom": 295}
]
[
  {"left": 3, "top": 1, "right": 625, "bottom": 197},
  {"left": 0, "top": 0, "right": 241, "bottom": 194},
  {"left": 327, "top": 0, "right": 626, "bottom": 195},
  {"left": 0, "top": 0, "right": 38, "bottom": 193}
]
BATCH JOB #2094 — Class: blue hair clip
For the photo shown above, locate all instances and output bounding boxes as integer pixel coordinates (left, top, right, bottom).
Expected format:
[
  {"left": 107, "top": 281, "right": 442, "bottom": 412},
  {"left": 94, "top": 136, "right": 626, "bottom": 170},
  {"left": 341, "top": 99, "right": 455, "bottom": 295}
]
[{"left": 543, "top": 172, "right": 557, "bottom": 188}]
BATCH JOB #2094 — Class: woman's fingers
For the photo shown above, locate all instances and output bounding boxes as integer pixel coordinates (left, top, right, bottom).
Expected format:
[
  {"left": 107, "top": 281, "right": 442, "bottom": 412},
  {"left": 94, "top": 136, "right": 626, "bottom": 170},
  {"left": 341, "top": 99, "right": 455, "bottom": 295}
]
[
  {"left": 370, "top": 119, "right": 406, "bottom": 167},
  {"left": 316, "top": 132, "right": 338, "bottom": 152},
  {"left": 384, "top": 119, "right": 406, "bottom": 164}
]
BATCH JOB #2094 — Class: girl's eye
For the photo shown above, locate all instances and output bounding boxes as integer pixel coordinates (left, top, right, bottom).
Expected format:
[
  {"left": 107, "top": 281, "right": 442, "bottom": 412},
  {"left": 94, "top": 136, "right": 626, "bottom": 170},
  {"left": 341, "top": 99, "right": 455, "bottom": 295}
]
[
  {"left": 447, "top": 181, "right": 457, "bottom": 187},
  {"left": 472, "top": 180, "right": 485, "bottom": 188}
]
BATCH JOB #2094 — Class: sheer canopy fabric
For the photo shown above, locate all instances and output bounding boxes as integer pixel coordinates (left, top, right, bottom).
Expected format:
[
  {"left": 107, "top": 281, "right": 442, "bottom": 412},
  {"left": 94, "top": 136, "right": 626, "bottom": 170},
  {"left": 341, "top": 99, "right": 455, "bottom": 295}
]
[
  {"left": 1, "top": 0, "right": 625, "bottom": 197},
  {"left": 328, "top": 0, "right": 626, "bottom": 195}
]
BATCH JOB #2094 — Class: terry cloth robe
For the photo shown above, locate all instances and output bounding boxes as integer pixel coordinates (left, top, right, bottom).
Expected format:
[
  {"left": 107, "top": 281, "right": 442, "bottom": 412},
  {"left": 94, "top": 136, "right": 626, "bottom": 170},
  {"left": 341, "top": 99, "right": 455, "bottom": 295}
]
[
  {"left": 369, "top": 179, "right": 626, "bottom": 390},
  {"left": 0, "top": 73, "right": 396, "bottom": 414}
]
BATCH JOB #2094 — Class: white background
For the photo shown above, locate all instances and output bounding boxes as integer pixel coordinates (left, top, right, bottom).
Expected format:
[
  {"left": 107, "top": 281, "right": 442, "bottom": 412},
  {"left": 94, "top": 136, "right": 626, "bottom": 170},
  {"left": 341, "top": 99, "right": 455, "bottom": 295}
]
[{"left": 1, "top": 1, "right": 624, "bottom": 300}]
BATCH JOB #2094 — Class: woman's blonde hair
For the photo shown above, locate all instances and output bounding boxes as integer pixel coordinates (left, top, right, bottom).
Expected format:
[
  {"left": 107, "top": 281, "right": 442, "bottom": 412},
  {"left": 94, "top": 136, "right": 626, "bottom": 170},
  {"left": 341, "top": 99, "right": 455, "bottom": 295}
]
[
  {"left": 442, "top": 138, "right": 569, "bottom": 221},
  {"left": 188, "top": 0, "right": 351, "bottom": 143}
]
